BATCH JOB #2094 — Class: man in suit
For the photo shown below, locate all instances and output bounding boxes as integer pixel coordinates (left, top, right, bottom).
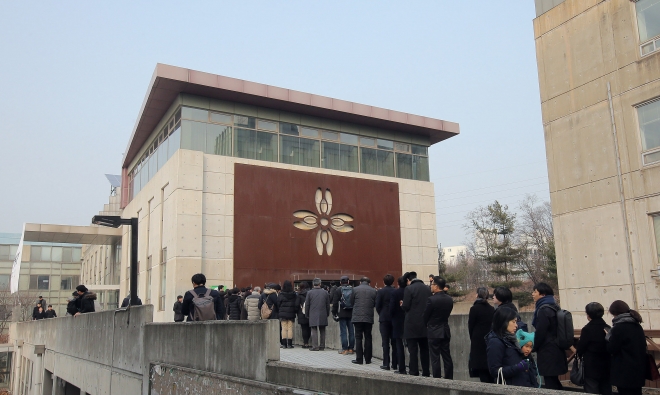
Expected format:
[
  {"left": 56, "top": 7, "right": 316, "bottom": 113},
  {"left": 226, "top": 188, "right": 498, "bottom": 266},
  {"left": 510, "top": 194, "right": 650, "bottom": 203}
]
[
  {"left": 423, "top": 276, "right": 454, "bottom": 379},
  {"left": 402, "top": 271, "right": 432, "bottom": 376},
  {"left": 375, "top": 274, "right": 397, "bottom": 370}
]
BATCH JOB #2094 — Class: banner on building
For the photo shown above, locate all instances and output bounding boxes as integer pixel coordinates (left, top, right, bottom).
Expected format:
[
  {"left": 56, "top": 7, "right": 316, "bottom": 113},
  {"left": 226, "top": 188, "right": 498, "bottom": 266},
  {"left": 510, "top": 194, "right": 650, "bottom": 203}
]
[{"left": 10, "top": 224, "right": 25, "bottom": 294}]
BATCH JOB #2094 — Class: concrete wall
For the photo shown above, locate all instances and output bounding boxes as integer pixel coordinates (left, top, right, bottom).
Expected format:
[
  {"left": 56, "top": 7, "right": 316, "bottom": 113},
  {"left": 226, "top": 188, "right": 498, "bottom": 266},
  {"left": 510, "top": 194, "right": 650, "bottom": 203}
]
[
  {"left": 123, "top": 147, "right": 439, "bottom": 323},
  {"left": 534, "top": 0, "right": 660, "bottom": 329}
]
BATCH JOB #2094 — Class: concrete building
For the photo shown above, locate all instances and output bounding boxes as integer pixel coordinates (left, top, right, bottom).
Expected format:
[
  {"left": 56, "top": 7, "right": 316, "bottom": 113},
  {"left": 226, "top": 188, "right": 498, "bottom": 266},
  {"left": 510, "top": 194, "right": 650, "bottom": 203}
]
[
  {"left": 60, "top": 63, "right": 459, "bottom": 322},
  {"left": 0, "top": 233, "right": 82, "bottom": 319},
  {"left": 534, "top": 0, "right": 660, "bottom": 326},
  {"left": 442, "top": 245, "right": 468, "bottom": 266}
]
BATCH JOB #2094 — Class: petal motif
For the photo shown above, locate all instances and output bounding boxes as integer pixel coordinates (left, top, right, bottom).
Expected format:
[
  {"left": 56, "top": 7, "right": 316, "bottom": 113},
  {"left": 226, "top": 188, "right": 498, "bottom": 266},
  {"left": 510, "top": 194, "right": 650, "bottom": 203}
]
[
  {"left": 293, "top": 210, "right": 317, "bottom": 219},
  {"left": 315, "top": 188, "right": 323, "bottom": 214},
  {"left": 331, "top": 224, "right": 354, "bottom": 233},
  {"left": 315, "top": 229, "right": 324, "bottom": 255},
  {"left": 294, "top": 222, "right": 318, "bottom": 230},
  {"left": 325, "top": 189, "right": 333, "bottom": 215},
  {"left": 326, "top": 232, "right": 333, "bottom": 255}
]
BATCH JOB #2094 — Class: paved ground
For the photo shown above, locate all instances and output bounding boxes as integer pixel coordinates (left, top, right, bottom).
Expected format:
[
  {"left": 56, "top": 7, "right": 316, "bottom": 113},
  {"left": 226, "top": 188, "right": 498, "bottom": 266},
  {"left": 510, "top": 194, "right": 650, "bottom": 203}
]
[{"left": 280, "top": 346, "right": 396, "bottom": 375}]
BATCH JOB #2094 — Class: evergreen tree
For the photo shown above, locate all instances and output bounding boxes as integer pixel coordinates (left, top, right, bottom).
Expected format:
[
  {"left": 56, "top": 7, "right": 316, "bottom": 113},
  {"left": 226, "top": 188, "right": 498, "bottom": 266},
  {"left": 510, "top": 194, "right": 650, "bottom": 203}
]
[{"left": 437, "top": 244, "right": 468, "bottom": 299}]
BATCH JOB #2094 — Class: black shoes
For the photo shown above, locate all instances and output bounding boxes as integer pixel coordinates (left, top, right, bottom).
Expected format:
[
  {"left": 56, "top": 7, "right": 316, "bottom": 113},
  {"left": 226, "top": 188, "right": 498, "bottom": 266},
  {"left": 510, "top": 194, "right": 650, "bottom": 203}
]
[
  {"left": 380, "top": 365, "right": 390, "bottom": 370},
  {"left": 393, "top": 370, "right": 407, "bottom": 375},
  {"left": 287, "top": 339, "right": 294, "bottom": 348},
  {"left": 309, "top": 348, "right": 319, "bottom": 351},
  {"left": 351, "top": 360, "right": 363, "bottom": 365}
]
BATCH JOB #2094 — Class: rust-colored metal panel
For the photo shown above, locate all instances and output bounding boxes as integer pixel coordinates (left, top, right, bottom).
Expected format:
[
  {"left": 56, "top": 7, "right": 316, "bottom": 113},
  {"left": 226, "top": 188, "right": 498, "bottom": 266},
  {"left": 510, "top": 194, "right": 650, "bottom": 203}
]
[{"left": 234, "top": 163, "right": 402, "bottom": 288}]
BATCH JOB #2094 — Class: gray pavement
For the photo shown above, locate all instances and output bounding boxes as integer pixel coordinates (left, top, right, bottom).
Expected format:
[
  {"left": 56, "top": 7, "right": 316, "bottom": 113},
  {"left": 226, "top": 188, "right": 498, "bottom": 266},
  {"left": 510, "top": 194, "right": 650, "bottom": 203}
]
[{"left": 280, "top": 346, "right": 395, "bottom": 375}]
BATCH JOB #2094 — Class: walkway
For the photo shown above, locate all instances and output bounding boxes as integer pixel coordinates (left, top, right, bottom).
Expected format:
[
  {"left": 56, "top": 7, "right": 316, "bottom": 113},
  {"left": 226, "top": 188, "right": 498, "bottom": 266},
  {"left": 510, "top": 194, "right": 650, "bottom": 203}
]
[{"left": 280, "top": 347, "right": 393, "bottom": 374}]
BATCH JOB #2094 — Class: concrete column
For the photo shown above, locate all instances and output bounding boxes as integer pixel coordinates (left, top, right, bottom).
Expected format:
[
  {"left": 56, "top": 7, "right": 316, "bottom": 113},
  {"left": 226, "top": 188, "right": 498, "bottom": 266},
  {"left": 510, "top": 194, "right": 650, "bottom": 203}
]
[
  {"left": 12, "top": 340, "right": 23, "bottom": 395},
  {"left": 42, "top": 372, "right": 53, "bottom": 395}
]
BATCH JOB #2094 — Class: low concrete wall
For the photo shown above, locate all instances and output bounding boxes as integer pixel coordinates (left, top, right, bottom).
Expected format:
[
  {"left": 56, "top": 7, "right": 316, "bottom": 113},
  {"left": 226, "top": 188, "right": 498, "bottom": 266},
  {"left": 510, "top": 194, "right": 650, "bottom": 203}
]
[
  {"left": 292, "top": 309, "right": 535, "bottom": 381},
  {"left": 267, "top": 361, "right": 575, "bottom": 395},
  {"left": 150, "top": 363, "right": 315, "bottom": 395},
  {"left": 141, "top": 319, "right": 280, "bottom": 393}
]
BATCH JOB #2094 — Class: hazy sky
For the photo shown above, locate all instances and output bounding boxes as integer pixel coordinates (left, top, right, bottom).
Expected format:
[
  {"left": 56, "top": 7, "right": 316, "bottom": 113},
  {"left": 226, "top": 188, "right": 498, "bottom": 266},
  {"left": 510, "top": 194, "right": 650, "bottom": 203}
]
[{"left": 0, "top": 2, "right": 548, "bottom": 247}]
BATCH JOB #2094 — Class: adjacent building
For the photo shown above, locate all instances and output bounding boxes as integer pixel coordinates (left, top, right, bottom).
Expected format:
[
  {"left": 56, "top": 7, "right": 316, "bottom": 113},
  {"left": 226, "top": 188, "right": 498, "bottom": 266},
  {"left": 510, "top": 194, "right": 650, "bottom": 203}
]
[{"left": 534, "top": 0, "right": 660, "bottom": 326}]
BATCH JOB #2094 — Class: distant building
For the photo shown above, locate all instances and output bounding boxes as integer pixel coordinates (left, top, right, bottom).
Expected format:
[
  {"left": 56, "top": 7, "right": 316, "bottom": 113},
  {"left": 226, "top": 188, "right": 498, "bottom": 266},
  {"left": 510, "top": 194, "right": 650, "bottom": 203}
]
[
  {"left": 534, "top": 0, "right": 660, "bottom": 325},
  {"left": 442, "top": 245, "right": 467, "bottom": 266}
]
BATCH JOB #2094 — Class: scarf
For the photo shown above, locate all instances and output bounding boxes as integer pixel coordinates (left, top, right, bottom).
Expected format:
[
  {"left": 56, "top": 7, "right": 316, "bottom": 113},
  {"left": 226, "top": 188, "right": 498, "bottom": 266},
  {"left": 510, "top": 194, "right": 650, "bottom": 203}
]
[
  {"left": 532, "top": 295, "right": 556, "bottom": 327},
  {"left": 605, "top": 313, "right": 638, "bottom": 341},
  {"left": 473, "top": 298, "right": 489, "bottom": 306}
]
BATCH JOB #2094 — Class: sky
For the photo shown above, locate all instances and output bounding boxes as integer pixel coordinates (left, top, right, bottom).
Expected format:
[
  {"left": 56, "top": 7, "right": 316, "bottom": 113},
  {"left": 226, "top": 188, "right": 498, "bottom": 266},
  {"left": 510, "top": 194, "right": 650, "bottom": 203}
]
[{"left": 0, "top": 2, "right": 548, "bottom": 247}]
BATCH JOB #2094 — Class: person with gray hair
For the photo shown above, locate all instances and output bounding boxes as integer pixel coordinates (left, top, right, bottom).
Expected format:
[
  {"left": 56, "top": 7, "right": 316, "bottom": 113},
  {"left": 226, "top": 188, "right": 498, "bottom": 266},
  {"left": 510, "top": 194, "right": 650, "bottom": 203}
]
[
  {"left": 305, "top": 278, "right": 330, "bottom": 351},
  {"left": 350, "top": 276, "right": 377, "bottom": 365},
  {"left": 468, "top": 286, "right": 495, "bottom": 382}
]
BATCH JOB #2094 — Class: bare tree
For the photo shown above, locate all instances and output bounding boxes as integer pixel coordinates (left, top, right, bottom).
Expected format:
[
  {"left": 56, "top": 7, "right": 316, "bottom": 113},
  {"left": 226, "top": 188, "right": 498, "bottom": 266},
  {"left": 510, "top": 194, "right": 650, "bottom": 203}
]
[{"left": 517, "top": 194, "right": 557, "bottom": 289}]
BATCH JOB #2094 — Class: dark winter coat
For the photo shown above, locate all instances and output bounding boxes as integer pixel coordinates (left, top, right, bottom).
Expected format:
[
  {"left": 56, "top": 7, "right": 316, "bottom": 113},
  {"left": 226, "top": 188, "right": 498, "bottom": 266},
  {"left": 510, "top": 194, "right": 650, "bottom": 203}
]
[
  {"left": 469, "top": 299, "right": 495, "bottom": 371},
  {"left": 277, "top": 291, "right": 299, "bottom": 320},
  {"left": 389, "top": 287, "right": 405, "bottom": 339},
  {"left": 576, "top": 317, "right": 611, "bottom": 380},
  {"left": 76, "top": 292, "right": 97, "bottom": 314},
  {"left": 32, "top": 306, "right": 40, "bottom": 319},
  {"left": 66, "top": 298, "right": 78, "bottom": 316},
  {"left": 173, "top": 301, "right": 184, "bottom": 321},
  {"left": 350, "top": 283, "right": 377, "bottom": 324},
  {"left": 532, "top": 303, "right": 568, "bottom": 376},
  {"left": 121, "top": 297, "right": 142, "bottom": 308},
  {"left": 181, "top": 286, "right": 225, "bottom": 320},
  {"left": 402, "top": 278, "right": 432, "bottom": 339},
  {"left": 227, "top": 294, "right": 243, "bottom": 320},
  {"left": 240, "top": 294, "right": 248, "bottom": 320},
  {"left": 296, "top": 290, "right": 309, "bottom": 325},
  {"left": 45, "top": 309, "right": 57, "bottom": 318},
  {"left": 258, "top": 289, "right": 279, "bottom": 319},
  {"left": 331, "top": 286, "right": 353, "bottom": 319},
  {"left": 607, "top": 319, "right": 647, "bottom": 388},
  {"left": 375, "top": 285, "right": 395, "bottom": 322},
  {"left": 497, "top": 302, "right": 528, "bottom": 332},
  {"left": 486, "top": 331, "right": 535, "bottom": 387},
  {"left": 423, "top": 291, "right": 453, "bottom": 339},
  {"left": 34, "top": 310, "right": 46, "bottom": 320},
  {"left": 305, "top": 286, "right": 330, "bottom": 327}
]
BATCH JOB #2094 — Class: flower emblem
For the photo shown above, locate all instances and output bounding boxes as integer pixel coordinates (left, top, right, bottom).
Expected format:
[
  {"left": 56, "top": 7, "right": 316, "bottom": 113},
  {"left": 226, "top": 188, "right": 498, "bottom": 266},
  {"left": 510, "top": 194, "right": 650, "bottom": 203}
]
[{"left": 293, "top": 188, "right": 354, "bottom": 256}]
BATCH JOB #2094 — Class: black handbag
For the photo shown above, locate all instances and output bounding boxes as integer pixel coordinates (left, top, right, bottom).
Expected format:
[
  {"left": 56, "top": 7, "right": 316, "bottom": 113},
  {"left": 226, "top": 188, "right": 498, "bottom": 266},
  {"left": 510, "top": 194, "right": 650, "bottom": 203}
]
[{"left": 570, "top": 356, "right": 585, "bottom": 386}]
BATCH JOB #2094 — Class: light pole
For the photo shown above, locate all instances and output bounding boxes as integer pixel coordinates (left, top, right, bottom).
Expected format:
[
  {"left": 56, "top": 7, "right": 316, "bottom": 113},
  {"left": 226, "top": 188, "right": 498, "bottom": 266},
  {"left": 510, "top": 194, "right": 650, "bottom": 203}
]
[{"left": 91, "top": 215, "right": 138, "bottom": 307}]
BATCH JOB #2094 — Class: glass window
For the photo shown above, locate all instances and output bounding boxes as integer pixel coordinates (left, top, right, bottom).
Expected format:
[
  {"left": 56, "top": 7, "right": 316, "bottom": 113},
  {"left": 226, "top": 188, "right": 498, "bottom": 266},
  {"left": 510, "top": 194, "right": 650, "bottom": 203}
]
[
  {"left": 340, "top": 133, "right": 359, "bottom": 145},
  {"left": 41, "top": 246, "right": 51, "bottom": 261},
  {"left": 412, "top": 144, "right": 428, "bottom": 156},
  {"left": 181, "top": 121, "right": 206, "bottom": 152},
  {"left": 0, "top": 275, "right": 9, "bottom": 290},
  {"left": 51, "top": 247, "right": 63, "bottom": 262},
  {"left": 257, "top": 119, "right": 277, "bottom": 132},
  {"left": 62, "top": 247, "right": 72, "bottom": 262},
  {"left": 256, "top": 131, "right": 278, "bottom": 162},
  {"left": 360, "top": 137, "right": 376, "bottom": 147},
  {"left": 654, "top": 215, "right": 660, "bottom": 262},
  {"left": 0, "top": 246, "right": 8, "bottom": 260},
  {"left": 30, "top": 275, "right": 49, "bottom": 290},
  {"left": 31, "top": 246, "right": 41, "bottom": 261},
  {"left": 235, "top": 115, "right": 256, "bottom": 129},
  {"left": 377, "top": 139, "right": 394, "bottom": 150},
  {"left": 206, "top": 124, "right": 232, "bottom": 156},
  {"left": 280, "top": 122, "right": 299, "bottom": 136},
  {"left": 638, "top": 100, "right": 660, "bottom": 151},
  {"left": 61, "top": 276, "right": 77, "bottom": 290},
  {"left": 146, "top": 267, "right": 152, "bottom": 305},
  {"left": 377, "top": 150, "right": 395, "bottom": 177},
  {"left": 141, "top": 159, "right": 149, "bottom": 187},
  {"left": 636, "top": 0, "right": 660, "bottom": 43},
  {"left": 300, "top": 138, "right": 320, "bottom": 168},
  {"left": 300, "top": 127, "right": 319, "bottom": 138},
  {"left": 157, "top": 139, "right": 168, "bottom": 170},
  {"left": 413, "top": 155, "right": 430, "bottom": 181},
  {"left": 340, "top": 144, "right": 359, "bottom": 172},
  {"left": 396, "top": 153, "right": 414, "bottom": 179},
  {"left": 280, "top": 135, "right": 299, "bottom": 165},
  {"left": 644, "top": 150, "right": 660, "bottom": 164},
  {"left": 182, "top": 107, "right": 208, "bottom": 122},
  {"left": 394, "top": 142, "right": 411, "bottom": 152},
  {"left": 72, "top": 248, "right": 81, "bottom": 262},
  {"left": 159, "top": 262, "right": 166, "bottom": 311},
  {"left": 174, "top": 108, "right": 181, "bottom": 123},
  {"left": 234, "top": 128, "right": 257, "bottom": 159},
  {"left": 322, "top": 141, "right": 341, "bottom": 170},
  {"left": 9, "top": 245, "right": 16, "bottom": 256},
  {"left": 148, "top": 150, "right": 158, "bottom": 179},
  {"left": 168, "top": 126, "right": 181, "bottom": 159},
  {"left": 360, "top": 147, "right": 379, "bottom": 175},
  {"left": 322, "top": 131, "right": 339, "bottom": 141},
  {"left": 210, "top": 112, "right": 232, "bottom": 125}
]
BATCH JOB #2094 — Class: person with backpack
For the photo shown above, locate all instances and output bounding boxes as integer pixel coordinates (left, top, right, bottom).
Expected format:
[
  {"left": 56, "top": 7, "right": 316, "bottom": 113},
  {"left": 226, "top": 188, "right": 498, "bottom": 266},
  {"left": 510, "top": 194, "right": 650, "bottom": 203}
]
[
  {"left": 181, "top": 273, "right": 225, "bottom": 321},
  {"left": 258, "top": 284, "right": 279, "bottom": 320},
  {"left": 277, "top": 280, "right": 299, "bottom": 349},
  {"left": 331, "top": 276, "right": 355, "bottom": 355},
  {"left": 576, "top": 302, "right": 612, "bottom": 395},
  {"left": 606, "top": 300, "right": 647, "bottom": 395},
  {"left": 531, "top": 282, "right": 568, "bottom": 390},
  {"left": 66, "top": 292, "right": 79, "bottom": 316}
]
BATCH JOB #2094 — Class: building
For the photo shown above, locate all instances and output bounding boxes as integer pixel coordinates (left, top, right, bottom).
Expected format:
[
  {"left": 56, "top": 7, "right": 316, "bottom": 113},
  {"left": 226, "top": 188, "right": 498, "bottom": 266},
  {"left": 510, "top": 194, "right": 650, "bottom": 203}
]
[
  {"left": 0, "top": 233, "right": 82, "bottom": 319},
  {"left": 442, "top": 245, "right": 468, "bottom": 266},
  {"left": 534, "top": 0, "right": 660, "bottom": 326}
]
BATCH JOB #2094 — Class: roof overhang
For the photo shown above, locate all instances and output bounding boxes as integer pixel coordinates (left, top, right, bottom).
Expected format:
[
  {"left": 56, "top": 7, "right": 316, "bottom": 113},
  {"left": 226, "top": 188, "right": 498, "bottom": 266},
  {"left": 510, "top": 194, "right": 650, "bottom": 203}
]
[
  {"left": 122, "top": 63, "right": 460, "bottom": 168},
  {"left": 23, "top": 223, "right": 122, "bottom": 245}
]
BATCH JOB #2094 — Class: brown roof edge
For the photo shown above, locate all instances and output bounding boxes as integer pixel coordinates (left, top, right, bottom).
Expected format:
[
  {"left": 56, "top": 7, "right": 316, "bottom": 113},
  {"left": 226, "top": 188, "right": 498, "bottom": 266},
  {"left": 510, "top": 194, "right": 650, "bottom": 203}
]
[{"left": 122, "top": 63, "right": 460, "bottom": 168}]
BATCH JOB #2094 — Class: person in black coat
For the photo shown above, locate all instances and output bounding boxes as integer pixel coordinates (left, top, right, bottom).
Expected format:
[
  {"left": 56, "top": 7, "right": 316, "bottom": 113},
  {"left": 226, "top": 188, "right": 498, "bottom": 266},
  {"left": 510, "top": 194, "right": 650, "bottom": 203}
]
[
  {"left": 32, "top": 304, "right": 41, "bottom": 320},
  {"left": 531, "top": 282, "right": 567, "bottom": 390},
  {"left": 576, "top": 302, "right": 612, "bottom": 395},
  {"left": 173, "top": 295, "right": 184, "bottom": 322},
  {"left": 45, "top": 305, "right": 57, "bottom": 318},
  {"left": 468, "top": 287, "right": 495, "bottom": 383},
  {"left": 74, "top": 285, "right": 96, "bottom": 315},
  {"left": 277, "top": 280, "right": 299, "bottom": 349},
  {"left": 120, "top": 294, "right": 143, "bottom": 308},
  {"left": 389, "top": 276, "right": 407, "bottom": 374},
  {"left": 493, "top": 286, "right": 528, "bottom": 331},
  {"left": 181, "top": 273, "right": 225, "bottom": 320},
  {"left": 258, "top": 285, "right": 279, "bottom": 319},
  {"left": 296, "top": 282, "right": 311, "bottom": 348},
  {"left": 423, "top": 276, "right": 454, "bottom": 379},
  {"left": 606, "top": 300, "right": 647, "bottom": 395},
  {"left": 34, "top": 306, "right": 46, "bottom": 320},
  {"left": 402, "top": 271, "right": 432, "bottom": 376},
  {"left": 331, "top": 276, "right": 355, "bottom": 354},
  {"left": 375, "top": 274, "right": 397, "bottom": 370},
  {"left": 226, "top": 288, "right": 243, "bottom": 320},
  {"left": 486, "top": 307, "right": 536, "bottom": 387}
]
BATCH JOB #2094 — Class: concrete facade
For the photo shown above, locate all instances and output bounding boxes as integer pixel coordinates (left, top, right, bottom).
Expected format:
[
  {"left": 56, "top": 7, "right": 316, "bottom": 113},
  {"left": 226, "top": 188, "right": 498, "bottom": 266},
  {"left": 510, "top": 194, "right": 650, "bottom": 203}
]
[{"left": 534, "top": 0, "right": 660, "bottom": 327}]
